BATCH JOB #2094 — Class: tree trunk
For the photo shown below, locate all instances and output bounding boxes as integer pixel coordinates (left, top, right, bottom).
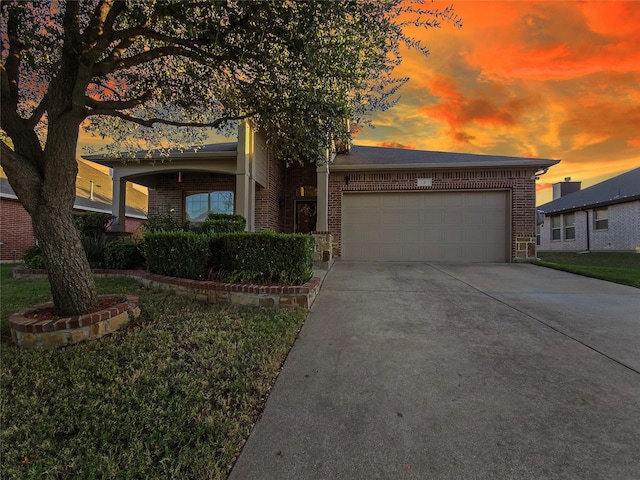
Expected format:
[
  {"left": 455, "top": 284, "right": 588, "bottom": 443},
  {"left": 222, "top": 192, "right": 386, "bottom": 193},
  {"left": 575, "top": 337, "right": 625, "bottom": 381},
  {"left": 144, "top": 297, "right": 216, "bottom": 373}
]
[
  {"left": 1, "top": 120, "right": 100, "bottom": 317},
  {"left": 32, "top": 204, "right": 99, "bottom": 317}
]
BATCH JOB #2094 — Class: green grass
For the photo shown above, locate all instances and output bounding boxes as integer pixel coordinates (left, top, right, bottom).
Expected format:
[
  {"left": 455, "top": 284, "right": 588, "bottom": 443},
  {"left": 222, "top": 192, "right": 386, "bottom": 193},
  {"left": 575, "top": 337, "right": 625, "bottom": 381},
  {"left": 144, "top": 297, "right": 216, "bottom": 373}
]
[
  {"left": 534, "top": 252, "right": 640, "bottom": 288},
  {"left": 0, "top": 264, "right": 307, "bottom": 479}
]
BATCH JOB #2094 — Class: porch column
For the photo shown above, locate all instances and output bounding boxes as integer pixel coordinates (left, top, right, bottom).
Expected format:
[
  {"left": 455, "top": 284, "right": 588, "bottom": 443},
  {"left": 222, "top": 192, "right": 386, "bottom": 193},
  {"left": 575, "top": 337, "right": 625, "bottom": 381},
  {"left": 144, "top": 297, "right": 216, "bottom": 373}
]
[
  {"left": 111, "top": 174, "right": 127, "bottom": 232},
  {"left": 316, "top": 163, "right": 329, "bottom": 232},
  {"left": 236, "top": 120, "right": 254, "bottom": 231}
]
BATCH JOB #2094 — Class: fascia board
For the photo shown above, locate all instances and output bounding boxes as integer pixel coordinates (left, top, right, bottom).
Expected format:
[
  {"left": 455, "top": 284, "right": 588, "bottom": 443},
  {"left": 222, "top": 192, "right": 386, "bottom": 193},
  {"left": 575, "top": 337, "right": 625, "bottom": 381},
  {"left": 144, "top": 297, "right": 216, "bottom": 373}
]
[{"left": 329, "top": 159, "right": 559, "bottom": 172}]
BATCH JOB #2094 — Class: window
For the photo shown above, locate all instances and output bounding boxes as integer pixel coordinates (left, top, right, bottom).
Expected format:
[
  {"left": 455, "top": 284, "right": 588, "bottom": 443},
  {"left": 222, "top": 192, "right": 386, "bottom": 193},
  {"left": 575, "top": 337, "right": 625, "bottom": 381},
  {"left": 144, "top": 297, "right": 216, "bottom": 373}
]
[
  {"left": 594, "top": 208, "right": 608, "bottom": 230},
  {"left": 536, "top": 225, "right": 541, "bottom": 246},
  {"left": 551, "top": 216, "right": 561, "bottom": 240},
  {"left": 185, "top": 191, "right": 234, "bottom": 222},
  {"left": 564, "top": 213, "right": 575, "bottom": 240}
]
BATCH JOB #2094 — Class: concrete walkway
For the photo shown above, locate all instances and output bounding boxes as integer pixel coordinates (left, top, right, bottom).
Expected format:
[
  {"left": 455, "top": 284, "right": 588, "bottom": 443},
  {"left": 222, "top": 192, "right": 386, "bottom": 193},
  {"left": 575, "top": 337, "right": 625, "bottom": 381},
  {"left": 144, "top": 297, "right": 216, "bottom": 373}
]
[{"left": 230, "top": 262, "right": 640, "bottom": 479}]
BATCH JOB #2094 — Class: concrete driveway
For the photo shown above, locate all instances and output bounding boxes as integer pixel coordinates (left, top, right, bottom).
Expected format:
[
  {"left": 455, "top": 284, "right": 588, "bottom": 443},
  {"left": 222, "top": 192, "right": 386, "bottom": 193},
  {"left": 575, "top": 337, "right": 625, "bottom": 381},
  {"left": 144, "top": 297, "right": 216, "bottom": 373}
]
[{"left": 230, "top": 262, "right": 640, "bottom": 480}]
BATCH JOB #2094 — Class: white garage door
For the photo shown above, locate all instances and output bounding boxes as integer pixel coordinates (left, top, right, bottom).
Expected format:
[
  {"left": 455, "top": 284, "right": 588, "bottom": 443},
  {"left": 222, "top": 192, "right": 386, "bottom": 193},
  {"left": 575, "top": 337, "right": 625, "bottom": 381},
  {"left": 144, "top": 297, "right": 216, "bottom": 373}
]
[{"left": 342, "top": 191, "right": 509, "bottom": 262}]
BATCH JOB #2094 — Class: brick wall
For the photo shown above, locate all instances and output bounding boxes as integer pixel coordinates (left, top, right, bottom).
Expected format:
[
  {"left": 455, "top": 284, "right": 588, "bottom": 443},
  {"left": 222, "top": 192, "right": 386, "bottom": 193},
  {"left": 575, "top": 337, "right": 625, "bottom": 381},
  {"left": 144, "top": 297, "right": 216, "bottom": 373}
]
[
  {"left": 327, "top": 167, "right": 539, "bottom": 261},
  {"left": 591, "top": 201, "right": 640, "bottom": 251},
  {"left": 539, "top": 201, "right": 640, "bottom": 252},
  {"left": 148, "top": 172, "right": 236, "bottom": 225},
  {"left": 255, "top": 153, "right": 285, "bottom": 232},
  {"left": 0, "top": 197, "right": 146, "bottom": 262},
  {"left": 0, "top": 198, "right": 35, "bottom": 262}
]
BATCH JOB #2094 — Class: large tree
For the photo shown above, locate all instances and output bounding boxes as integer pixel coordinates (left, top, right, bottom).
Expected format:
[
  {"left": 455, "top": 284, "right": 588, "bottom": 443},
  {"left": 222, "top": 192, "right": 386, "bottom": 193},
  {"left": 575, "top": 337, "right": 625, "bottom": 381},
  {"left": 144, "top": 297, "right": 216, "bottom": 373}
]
[{"left": 1, "top": 0, "right": 460, "bottom": 316}]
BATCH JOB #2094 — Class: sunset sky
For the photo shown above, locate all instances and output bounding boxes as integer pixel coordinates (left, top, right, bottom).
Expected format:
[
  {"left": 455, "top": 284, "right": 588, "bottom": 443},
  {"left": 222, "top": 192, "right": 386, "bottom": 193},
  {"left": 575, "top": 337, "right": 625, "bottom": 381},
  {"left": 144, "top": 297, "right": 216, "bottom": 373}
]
[
  {"left": 353, "top": 0, "right": 640, "bottom": 205},
  {"left": 78, "top": 1, "right": 640, "bottom": 205}
]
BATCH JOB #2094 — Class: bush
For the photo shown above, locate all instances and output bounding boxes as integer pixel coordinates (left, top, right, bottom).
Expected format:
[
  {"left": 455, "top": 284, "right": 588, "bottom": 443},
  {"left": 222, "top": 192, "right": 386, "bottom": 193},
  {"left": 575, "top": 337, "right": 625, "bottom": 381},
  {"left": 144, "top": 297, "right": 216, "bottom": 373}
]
[
  {"left": 73, "top": 212, "right": 113, "bottom": 237},
  {"left": 22, "top": 245, "right": 45, "bottom": 269},
  {"left": 81, "top": 233, "right": 106, "bottom": 268},
  {"left": 144, "top": 231, "right": 209, "bottom": 279},
  {"left": 209, "top": 231, "right": 313, "bottom": 284},
  {"left": 69, "top": 212, "right": 113, "bottom": 267},
  {"left": 202, "top": 213, "right": 246, "bottom": 235},
  {"left": 145, "top": 204, "right": 183, "bottom": 232},
  {"left": 104, "top": 240, "right": 143, "bottom": 270}
]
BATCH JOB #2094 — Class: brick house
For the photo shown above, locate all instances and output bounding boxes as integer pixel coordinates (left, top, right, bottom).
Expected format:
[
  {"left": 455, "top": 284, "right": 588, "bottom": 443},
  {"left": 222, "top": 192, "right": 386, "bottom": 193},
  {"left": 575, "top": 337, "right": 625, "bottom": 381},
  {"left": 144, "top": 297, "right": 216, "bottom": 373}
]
[
  {"left": 88, "top": 122, "right": 559, "bottom": 263},
  {"left": 537, "top": 168, "right": 640, "bottom": 252},
  {"left": 0, "top": 161, "right": 147, "bottom": 262}
]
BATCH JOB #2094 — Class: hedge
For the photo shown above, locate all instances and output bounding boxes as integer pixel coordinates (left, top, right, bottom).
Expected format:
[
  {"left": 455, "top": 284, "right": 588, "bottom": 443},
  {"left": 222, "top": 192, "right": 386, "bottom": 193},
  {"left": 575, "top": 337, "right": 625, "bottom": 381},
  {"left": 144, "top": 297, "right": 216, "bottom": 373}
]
[
  {"left": 104, "top": 240, "right": 144, "bottom": 270},
  {"left": 202, "top": 213, "right": 246, "bottom": 235},
  {"left": 144, "top": 231, "right": 209, "bottom": 279},
  {"left": 209, "top": 231, "right": 314, "bottom": 284}
]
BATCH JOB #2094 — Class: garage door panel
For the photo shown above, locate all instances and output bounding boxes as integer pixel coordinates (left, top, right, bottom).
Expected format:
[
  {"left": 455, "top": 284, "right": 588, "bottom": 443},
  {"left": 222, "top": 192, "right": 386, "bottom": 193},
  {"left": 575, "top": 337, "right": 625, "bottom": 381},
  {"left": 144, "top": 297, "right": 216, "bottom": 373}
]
[
  {"left": 342, "top": 191, "right": 508, "bottom": 262},
  {"left": 400, "top": 228, "right": 421, "bottom": 243}
]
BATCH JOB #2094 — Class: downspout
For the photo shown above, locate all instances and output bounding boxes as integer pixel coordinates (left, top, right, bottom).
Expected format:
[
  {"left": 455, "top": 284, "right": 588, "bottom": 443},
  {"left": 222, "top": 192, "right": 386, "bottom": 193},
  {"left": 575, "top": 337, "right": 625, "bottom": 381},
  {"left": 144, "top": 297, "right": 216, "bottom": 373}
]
[{"left": 582, "top": 208, "right": 590, "bottom": 252}]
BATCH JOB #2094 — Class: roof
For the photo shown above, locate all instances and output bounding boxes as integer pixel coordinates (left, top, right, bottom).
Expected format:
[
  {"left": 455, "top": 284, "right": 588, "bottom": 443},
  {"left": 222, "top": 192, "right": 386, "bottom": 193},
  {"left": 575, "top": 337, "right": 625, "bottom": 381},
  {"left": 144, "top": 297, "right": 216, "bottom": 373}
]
[
  {"left": 332, "top": 145, "right": 559, "bottom": 171},
  {"left": 83, "top": 142, "right": 238, "bottom": 167},
  {"left": 538, "top": 167, "right": 640, "bottom": 214},
  {"left": 1, "top": 163, "right": 148, "bottom": 219}
]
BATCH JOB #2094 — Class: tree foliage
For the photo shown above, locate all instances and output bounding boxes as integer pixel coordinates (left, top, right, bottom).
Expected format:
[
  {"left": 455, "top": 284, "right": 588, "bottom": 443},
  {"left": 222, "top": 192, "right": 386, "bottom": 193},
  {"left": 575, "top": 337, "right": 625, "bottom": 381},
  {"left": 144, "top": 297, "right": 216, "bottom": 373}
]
[
  {"left": 0, "top": 0, "right": 460, "bottom": 315},
  {"left": 2, "top": 0, "right": 460, "bottom": 163}
]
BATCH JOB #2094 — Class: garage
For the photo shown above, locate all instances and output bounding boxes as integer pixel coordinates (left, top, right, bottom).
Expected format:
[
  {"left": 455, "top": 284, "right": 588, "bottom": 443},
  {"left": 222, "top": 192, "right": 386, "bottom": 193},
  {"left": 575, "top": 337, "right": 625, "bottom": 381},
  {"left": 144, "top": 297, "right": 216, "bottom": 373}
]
[{"left": 341, "top": 191, "right": 509, "bottom": 262}]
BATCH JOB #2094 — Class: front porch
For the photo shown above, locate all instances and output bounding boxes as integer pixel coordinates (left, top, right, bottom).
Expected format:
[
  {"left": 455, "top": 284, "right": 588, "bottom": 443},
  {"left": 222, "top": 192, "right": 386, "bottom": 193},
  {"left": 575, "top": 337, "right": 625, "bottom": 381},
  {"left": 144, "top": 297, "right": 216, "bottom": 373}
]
[{"left": 85, "top": 122, "right": 332, "bottom": 235}]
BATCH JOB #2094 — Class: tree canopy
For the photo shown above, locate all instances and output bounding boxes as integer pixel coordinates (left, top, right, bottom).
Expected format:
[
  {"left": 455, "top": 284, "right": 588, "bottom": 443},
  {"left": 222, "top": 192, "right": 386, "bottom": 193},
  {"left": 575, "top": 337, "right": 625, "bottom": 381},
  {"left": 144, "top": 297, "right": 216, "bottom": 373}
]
[
  {"left": 0, "top": 0, "right": 460, "bottom": 315},
  {"left": 2, "top": 0, "right": 460, "bottom": 163}
]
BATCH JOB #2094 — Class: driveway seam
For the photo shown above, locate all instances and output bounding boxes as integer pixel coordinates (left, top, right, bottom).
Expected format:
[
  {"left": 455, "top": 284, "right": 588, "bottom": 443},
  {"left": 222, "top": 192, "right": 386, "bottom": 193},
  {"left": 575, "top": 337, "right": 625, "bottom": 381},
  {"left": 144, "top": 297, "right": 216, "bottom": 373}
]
[{"left": 430, "top": 264, "right": 640, "bottom": 376}]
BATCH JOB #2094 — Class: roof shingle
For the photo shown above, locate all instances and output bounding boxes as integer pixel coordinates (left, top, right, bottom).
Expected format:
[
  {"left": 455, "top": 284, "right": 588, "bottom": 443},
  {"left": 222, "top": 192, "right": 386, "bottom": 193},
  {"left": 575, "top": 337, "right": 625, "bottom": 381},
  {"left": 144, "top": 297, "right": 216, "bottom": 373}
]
[{"left": 538, "top": 167, "right": 640, "bottom": 214}]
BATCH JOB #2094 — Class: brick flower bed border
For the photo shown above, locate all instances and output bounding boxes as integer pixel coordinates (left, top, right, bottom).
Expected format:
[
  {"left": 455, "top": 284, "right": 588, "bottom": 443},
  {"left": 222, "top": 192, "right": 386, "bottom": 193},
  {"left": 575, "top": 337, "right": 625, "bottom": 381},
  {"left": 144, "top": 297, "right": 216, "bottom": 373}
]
[
  {"left": 8, "top": 294, "right": 141, "bottom": 348},
  {"left": 13, "top": 268, "right": 322, "bottom": 309}
]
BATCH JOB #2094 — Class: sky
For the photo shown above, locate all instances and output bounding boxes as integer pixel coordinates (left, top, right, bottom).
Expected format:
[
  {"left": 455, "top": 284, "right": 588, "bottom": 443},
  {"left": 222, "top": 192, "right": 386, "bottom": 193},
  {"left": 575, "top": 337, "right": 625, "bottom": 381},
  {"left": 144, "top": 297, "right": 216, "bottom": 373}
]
[
  {"left": 78, "top": 0, "right": 640, "bottom": 206},
  {"left": 352, "top": 0, "right": 640, "bottom": 205}
]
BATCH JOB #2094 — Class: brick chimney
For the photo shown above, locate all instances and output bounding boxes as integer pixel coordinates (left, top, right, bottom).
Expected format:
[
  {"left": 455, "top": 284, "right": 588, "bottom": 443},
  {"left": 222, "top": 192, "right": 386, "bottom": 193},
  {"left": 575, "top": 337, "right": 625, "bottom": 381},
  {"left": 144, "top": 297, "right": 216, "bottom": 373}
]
[{"left": 552, "top": 177, "right": 581, "bottom": 199}]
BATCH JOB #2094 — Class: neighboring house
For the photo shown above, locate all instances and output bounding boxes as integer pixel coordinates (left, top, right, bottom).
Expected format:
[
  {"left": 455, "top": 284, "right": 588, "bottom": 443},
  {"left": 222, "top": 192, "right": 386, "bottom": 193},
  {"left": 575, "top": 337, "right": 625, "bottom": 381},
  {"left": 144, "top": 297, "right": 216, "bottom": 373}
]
[
  {"left": 0, "top": 160, "right": 148, "bottom": 262},
  {"left": 86, "top": 122, "right": 558, "bottom": 263},
  {"left": 537, "top": 168, "right": 640, "bottom": 252}
]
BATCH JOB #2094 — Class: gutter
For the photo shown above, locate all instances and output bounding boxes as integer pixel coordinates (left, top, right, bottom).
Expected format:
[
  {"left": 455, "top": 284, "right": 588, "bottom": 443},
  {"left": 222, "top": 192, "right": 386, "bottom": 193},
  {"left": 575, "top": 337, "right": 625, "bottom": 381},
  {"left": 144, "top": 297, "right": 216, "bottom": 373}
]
[
  {"left": 330, "top": 159, "right": 559, "bottom": 172},
  {"left": 539, "top": 194, "right": 640, "bottom": 216}
]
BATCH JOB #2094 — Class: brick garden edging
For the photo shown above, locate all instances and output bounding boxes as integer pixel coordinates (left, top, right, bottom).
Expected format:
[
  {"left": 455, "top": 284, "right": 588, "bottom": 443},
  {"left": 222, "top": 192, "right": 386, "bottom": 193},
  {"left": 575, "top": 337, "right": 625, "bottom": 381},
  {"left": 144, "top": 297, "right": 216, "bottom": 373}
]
[
  {"left": 8, "top": 294, "right": 140, "bottom": 348},
  {"left": 13, "top": 268, "right": 322, "bottom": 309}
]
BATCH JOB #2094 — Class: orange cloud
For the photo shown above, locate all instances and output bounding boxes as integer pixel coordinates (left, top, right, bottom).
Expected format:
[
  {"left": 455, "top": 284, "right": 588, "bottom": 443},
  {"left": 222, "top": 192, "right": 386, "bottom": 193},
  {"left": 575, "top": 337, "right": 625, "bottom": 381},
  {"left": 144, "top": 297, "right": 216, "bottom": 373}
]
[
  {"left": 376, "top": 141, "right": 416, "bottom": 150},
  {"left": 459, "top": 1, "right": 640, "bottom": 81},
  {"left": 418, "top": 74, "right": 541, "bottom": 142},
  {"left": 627, "top": 138, "right": 640, "bottom": 147}
]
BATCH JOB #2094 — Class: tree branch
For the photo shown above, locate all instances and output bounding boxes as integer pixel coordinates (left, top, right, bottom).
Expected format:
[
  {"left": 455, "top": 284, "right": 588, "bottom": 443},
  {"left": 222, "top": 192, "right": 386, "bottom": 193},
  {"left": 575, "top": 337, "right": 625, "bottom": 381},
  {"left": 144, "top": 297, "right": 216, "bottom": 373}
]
[
  {"left": 82, "top": 0, "right": 127, "bottom": 63},
  {"left": 0, "top": 141, "right": 44, "bottom": 214},
  {"left": 27, "top": 93, "right": 49, "bottom": 130},
  {"left": 93, "top": 42, "right": 231, "bottom": 76},
  {"left": 85, "top": 108, "right": 255, "bottom": 129},
  {"left": 2, "top": 5, "right": 24, "bottom": 107},
  {"left": 62, "top": 0, "right": 82, "bottom": 52},
  {"left": 93, "top": 45, "right": 180, "bottom": 75},
  {"left": 84, "top": 91, "right": 153, "bottom": 111},
  {"left": 112, "top": 26, "right": 208, "bottom": 50}
]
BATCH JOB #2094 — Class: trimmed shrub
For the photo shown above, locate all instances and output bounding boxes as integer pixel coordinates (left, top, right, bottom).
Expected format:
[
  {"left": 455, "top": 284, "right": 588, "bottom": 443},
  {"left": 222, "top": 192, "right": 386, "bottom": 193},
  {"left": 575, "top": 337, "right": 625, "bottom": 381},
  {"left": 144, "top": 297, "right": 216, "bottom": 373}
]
[
  {"left": 73, "top": 212, "right": 113, "bottom": 237},
  {"left": 209, "top": 231, "right": 314, "bottom": 284},
  {"left": 104, "top": 240, "right": 144, "bottom": 270},
  {"left": 145, "top": 204, "right": 183, "bottom": 232},
  {"left": 144, "top": 231, "right": 209, "bottom": 279},
  {"left": 202, "top": 213, "right": 246, "bottom": 235},
  {"left": 22, "top": 245, "right": 45, "bottom": 269}
]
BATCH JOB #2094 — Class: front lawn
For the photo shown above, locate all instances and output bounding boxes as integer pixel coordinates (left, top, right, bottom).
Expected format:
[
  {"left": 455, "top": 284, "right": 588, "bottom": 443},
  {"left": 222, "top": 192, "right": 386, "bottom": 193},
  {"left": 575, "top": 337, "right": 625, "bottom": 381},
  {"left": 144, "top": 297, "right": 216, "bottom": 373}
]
[
  {"left": 0, "top": 264, "right": 307, "bottom": 479},
  {"left": 534, "top": 252, "right": 640, "bottom": 288}
]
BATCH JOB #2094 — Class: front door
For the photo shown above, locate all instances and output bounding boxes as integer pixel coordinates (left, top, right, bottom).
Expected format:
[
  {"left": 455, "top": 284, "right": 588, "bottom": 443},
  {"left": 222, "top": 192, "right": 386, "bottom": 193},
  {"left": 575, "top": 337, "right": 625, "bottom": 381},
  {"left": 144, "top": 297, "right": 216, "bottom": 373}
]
[{"left": 295, "top": 201, "right": 317, "bottom": 234}]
